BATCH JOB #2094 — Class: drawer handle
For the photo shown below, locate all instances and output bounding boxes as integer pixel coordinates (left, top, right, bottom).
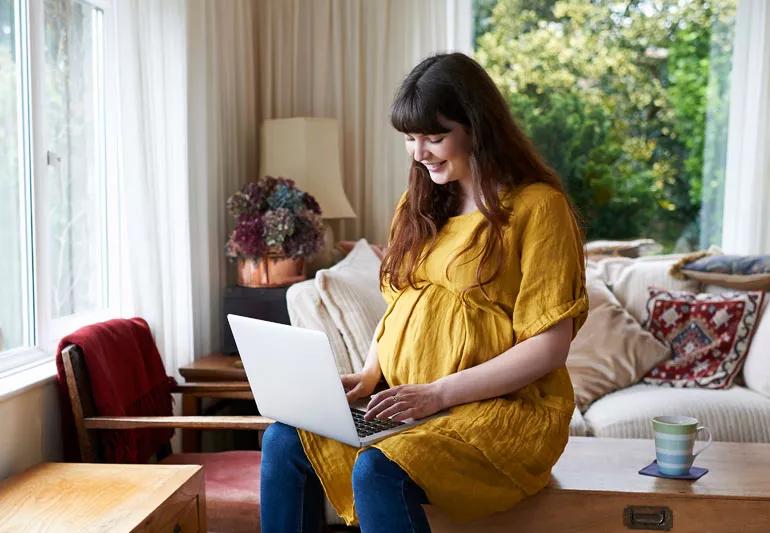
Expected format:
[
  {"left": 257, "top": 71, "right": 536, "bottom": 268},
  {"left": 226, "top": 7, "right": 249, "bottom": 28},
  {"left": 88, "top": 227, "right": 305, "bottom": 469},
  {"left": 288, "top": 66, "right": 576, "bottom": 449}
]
[
  {"left": 623, "top": 505, "right": 673, "bottom": 530},
  {"left": 173, "top": 523, "right": 182, "bottom": 533}
]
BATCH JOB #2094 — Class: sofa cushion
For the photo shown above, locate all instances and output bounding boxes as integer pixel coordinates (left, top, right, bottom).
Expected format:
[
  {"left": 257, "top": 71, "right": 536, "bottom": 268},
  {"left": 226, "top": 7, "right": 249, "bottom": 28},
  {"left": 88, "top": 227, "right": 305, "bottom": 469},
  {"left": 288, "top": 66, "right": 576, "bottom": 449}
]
[
  {"left": 584, "top": 238, "right": 660, "bottom": 258},
  {"left": 286, "top": 279, "right": 353, "bottom": 374},
  {"left": 567, "top": 276, "right": 670, "bottom": 411},
  {"left": 583, "top": 383, "right": 770, "bottom": 442},
  {"left": 642, "top": 288, "right": 765, "bottom": 389},
  {"left": 683, "top": 285, "right": 770, "bottom": 398},
  {"left": 678, "top": 254, "right": 770, "bottom": 291},
  {"left": 315, "top": 239, "right": 386, "bottom": 369},
  {"left": 589, "top": 255, "right": 701, "bottom": 324}
]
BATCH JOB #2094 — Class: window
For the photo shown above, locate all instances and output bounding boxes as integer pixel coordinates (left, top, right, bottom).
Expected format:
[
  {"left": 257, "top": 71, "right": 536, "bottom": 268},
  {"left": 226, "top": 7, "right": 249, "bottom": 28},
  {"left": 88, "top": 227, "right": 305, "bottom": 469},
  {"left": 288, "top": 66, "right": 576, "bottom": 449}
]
[
  {"left": 0, "top": 0, "right": 117, "bottom": 376},
  {"left": 0, "top": 0, "right": 30, "bottom": 359},
  {"left": 474, "top": 0, "right": 738, "bottom": 252}
]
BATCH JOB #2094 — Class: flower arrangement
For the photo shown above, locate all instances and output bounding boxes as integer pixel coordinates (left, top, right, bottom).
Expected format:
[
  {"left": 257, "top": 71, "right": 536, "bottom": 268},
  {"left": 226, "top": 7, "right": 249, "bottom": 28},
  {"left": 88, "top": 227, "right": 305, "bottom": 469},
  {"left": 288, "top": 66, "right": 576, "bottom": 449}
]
[{"left": 225, "top": 176, "right": 324, "bottom": 261}]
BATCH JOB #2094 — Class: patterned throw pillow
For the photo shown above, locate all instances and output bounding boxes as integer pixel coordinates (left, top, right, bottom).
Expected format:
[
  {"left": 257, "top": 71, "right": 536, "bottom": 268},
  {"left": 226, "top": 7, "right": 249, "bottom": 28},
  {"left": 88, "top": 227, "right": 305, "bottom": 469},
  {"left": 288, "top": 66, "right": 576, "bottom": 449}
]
[{"left": 642, "top": 288, "right": 765, "bottom": 388}]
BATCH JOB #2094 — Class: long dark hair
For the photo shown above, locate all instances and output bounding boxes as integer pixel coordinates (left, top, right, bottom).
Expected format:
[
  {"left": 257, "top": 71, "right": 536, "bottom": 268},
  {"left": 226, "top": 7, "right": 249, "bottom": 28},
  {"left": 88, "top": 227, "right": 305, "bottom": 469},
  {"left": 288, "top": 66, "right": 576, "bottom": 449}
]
[{"left": 380, "top": 52, "right": 580, "bottom": 299}]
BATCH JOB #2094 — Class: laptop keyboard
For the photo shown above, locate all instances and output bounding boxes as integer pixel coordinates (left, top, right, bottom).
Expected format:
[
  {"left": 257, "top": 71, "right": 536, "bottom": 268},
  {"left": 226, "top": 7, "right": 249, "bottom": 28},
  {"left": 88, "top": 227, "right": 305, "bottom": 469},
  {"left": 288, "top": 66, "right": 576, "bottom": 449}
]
[{"left": 350, "top": 407, "right": 405, "bottom": 438}]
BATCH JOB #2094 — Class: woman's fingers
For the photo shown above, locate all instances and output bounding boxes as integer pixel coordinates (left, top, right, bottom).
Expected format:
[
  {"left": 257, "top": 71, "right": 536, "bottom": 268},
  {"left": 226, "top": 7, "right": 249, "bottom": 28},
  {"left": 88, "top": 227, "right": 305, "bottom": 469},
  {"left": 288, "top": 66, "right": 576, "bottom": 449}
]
[
  {"left": 340, "top": 373, "right": 359, "bottom": 391},
  {"left": 364, "top": 382, "right": 444, "bottom": 422},
  {"left": 390, "top": 407, "right": 418, "bottom": 423},
  {"left": 371, "top": 397, "right": 411, "bottom": 420},
  {"left": 365, "top": 388, "right": 403, "bottom": 420},
  {"left": 366, "top": 389, "right": 390, "bottom": 411},
  {"left": 347, "top": 382, "right": 372, "bottom": 403},
  {"left": 341, "top": 373, "right": 367, "bottom": 402}
]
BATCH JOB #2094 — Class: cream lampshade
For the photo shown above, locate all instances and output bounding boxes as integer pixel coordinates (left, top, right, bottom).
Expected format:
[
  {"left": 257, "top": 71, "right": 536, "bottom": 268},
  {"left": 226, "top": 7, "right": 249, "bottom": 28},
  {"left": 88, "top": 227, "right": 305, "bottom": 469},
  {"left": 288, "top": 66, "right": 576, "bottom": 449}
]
[{"left": 259, "top": 117, "right": 356, "bottom": 219}]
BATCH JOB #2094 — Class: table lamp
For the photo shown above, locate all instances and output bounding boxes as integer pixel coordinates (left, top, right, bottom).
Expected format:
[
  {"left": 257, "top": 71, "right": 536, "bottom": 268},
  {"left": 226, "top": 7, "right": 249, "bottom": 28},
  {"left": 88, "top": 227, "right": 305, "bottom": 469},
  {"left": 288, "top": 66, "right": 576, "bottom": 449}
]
[{"left": 259, "top": 117, "right": 357, "bottom": 271}]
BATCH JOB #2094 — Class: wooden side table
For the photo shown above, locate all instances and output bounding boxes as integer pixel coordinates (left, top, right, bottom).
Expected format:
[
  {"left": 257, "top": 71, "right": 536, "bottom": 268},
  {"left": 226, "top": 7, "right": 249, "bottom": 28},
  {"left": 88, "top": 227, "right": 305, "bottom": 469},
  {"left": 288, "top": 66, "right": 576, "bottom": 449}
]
[
  {"left": 0, "top": 462, "right": 206, "bottom": 532},
  {"left": 179, "top": 352, "right": 246, "bottom": 382},
  {"left": 179, "top": 352, "right": 250, "bottom": 453}
]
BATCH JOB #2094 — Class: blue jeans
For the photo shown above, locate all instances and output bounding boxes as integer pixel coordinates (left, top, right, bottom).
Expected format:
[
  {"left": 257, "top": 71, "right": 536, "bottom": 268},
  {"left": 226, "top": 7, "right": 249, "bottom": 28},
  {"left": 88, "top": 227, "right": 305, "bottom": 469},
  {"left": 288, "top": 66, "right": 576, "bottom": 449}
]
[{"left": 260, "top": 422, "right": 431, "bottom": 532}]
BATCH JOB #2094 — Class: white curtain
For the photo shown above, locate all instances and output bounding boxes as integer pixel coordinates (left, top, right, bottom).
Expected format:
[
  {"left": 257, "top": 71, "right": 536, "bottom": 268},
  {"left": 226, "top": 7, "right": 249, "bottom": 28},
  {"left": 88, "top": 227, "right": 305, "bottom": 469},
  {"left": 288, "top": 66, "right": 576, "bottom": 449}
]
[
  {"left": 115, "top": 0, "right": 195, "bottom": 376},
  {"left": 254, "top": 0, "right": 472, "bottom": 243},
  {"left": 186, "top": 0, "right": 261, "bottom": 358},
  {"left": 186, "top": 0, "right": 472, "bottom": 354},
  {"left": 721, "top": 0, "right": 770, "bottom": 254}
]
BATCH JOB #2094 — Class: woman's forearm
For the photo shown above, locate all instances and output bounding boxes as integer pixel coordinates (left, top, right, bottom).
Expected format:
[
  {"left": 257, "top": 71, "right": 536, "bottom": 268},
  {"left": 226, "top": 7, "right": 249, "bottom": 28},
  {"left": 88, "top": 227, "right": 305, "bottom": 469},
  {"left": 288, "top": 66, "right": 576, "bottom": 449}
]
[
  {"left": 361, "top": 319, "right": 384, "bottom": 379},
  {"left": 433, "top": 318, "right": 573, "bottom": 409}
]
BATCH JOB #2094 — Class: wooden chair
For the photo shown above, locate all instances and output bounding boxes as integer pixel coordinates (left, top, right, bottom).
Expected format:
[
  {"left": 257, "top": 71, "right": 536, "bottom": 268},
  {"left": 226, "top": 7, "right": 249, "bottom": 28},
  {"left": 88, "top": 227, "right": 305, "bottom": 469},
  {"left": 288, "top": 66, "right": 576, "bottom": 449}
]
[{"left": 61, "top": 344, "right": 274, "bottom": 532}]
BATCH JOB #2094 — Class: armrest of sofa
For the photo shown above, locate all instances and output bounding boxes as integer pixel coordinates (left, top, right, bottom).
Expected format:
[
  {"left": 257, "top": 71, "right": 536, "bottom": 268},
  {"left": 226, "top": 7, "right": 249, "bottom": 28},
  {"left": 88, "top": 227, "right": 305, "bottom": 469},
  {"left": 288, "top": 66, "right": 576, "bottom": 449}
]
[
  {"left": 569, "top": 406, "right": 588, "bottom": 437},
  {"left": 742, "top": 295, "right": 770, "bottom": 398}
]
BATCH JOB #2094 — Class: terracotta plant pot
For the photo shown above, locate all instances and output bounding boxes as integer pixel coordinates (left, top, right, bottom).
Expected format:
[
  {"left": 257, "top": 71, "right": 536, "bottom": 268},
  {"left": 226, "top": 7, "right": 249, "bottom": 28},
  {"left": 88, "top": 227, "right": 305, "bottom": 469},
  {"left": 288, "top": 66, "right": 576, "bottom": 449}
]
[{"left": 236, "top": 256, "right": 306, "bottom": 288}]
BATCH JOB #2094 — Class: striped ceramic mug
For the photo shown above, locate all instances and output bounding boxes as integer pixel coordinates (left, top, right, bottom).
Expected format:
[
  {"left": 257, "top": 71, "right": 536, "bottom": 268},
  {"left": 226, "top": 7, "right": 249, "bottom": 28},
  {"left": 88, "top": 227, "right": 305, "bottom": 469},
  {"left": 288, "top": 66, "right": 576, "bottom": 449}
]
[{"left": 651, "top": 415, "right": 713, "bottom": 475}]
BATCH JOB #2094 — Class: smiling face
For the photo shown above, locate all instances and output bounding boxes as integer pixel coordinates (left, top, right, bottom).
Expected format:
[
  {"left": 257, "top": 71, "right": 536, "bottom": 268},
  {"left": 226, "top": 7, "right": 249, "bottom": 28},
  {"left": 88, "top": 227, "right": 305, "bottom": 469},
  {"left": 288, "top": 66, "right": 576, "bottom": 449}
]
[{"left": 404, "top": 115, "right": 473, "bottom": 186}]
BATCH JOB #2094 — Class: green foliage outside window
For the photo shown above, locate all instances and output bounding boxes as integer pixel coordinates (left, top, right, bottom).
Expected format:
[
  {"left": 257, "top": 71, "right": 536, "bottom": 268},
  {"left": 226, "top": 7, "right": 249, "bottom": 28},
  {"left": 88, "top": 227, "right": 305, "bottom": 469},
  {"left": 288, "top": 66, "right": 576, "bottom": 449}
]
[{"left": 474, "top": 0, "right": 736, "bottom": 250}]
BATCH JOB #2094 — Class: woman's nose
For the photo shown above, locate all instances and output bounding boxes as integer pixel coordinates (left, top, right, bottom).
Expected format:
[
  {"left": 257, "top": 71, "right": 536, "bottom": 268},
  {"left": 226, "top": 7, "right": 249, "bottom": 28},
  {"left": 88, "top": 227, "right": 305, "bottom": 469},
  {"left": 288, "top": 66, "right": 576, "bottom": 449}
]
[{"left": 413, "top": 140, "right": 430, "bottom": 162}]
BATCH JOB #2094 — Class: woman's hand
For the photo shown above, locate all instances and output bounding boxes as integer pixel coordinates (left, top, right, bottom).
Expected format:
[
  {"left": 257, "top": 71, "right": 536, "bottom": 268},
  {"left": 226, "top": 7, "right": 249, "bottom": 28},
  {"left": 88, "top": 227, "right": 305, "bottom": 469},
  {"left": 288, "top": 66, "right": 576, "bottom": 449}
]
[
  {"left": 341, "top": 371, "right": 381, "bottom": 403},
  {"left": 364, "top": 383, "right": 446, "bottom": 422}
]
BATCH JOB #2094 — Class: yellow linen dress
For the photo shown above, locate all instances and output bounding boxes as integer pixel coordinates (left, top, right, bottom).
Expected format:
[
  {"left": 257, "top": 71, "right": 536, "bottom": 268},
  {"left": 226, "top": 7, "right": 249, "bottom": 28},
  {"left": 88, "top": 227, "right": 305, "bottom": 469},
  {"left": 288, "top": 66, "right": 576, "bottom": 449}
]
[{"left": 299, "top": 182, "right": 589, "bottom": 524}]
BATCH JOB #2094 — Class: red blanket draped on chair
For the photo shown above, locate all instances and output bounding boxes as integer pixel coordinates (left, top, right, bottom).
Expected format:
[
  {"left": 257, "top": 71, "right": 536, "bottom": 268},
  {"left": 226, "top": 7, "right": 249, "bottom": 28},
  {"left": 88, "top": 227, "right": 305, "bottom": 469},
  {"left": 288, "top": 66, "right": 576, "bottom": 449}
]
[{"left": 55, "top": 317, "right": 176, "bottom": 462}]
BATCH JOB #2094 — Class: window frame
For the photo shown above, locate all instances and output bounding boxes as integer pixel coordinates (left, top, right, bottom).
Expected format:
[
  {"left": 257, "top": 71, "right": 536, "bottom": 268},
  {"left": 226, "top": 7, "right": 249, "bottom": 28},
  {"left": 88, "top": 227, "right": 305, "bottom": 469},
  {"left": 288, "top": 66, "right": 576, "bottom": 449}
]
[{"left": 0, "top": 0, "right": 120, "bottom": 378}]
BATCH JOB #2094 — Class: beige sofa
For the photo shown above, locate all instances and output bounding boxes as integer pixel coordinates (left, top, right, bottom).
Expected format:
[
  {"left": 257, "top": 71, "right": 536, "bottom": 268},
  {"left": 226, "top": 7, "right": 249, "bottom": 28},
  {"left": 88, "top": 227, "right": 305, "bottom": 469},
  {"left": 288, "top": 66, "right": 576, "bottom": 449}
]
[{"left": 287, "top": 240, "right": 770, "bottom": 443}]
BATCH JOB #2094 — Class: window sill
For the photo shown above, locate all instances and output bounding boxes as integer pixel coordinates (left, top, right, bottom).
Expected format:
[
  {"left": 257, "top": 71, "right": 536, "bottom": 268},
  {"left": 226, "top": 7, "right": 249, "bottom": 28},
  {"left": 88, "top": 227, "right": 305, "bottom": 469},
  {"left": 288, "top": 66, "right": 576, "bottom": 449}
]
[{"left": 0, "top": 356, "right": 58, "bottom": 402}]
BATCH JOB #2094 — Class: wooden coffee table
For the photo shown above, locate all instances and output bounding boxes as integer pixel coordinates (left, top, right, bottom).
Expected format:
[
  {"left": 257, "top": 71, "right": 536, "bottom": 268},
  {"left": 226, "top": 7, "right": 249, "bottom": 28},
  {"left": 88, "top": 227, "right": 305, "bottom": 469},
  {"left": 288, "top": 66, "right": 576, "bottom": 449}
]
[
  {"left": 425, "top": 437, "right": 770, "bottom": 532},
  {"left": 0, "top": 463, "right": 206, "bottom": 531}
]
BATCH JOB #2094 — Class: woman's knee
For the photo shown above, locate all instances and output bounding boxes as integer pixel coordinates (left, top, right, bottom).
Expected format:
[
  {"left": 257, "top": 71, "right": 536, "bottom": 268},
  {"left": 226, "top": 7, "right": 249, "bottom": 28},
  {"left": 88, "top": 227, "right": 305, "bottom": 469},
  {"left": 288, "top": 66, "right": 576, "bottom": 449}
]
[
  {"left": 262, "top": 422, "right": 303, "bottom": 462},
  {"left": 352, "top": 448, "right": 405, "bottom": 491}
]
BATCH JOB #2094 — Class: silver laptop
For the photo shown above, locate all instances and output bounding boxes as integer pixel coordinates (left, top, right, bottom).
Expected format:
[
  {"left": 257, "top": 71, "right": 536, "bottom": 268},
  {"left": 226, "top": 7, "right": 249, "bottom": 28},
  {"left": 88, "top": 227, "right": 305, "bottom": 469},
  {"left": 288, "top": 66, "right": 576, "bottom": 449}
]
[{"left": 227, "top": 314, "right": 430, "bottom": 447}]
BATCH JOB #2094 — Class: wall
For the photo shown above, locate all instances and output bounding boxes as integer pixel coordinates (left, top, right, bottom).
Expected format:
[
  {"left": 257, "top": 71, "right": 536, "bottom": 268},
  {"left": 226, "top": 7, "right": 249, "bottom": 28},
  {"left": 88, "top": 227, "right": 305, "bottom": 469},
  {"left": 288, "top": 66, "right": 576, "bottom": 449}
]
[{"left": 0, "top": 377, "right": 62, "bottom": 479}]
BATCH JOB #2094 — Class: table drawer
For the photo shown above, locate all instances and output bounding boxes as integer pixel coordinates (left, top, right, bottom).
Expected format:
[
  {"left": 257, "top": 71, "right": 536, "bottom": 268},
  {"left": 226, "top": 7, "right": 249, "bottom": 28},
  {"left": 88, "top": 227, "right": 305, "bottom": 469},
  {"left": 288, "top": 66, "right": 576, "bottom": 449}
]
[
  {"left": 169, "top": 496, "right": 200, "bottom": 533},
  {"left": 135, "top": 468, "right": 205, "bottom": 532},
  {"left": 425, "top": 492, "right": 770, "bottom": 533}
]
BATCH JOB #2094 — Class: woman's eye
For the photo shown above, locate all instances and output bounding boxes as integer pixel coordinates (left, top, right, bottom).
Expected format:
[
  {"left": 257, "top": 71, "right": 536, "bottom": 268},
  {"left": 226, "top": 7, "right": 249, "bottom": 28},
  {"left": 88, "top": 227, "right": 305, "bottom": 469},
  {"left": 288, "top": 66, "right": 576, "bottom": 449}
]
[
  {"left": 405, "top": 136, "right": 415, "bottom": 142},
  {"left": 428, "top": 137, "right": 444, "bottom": 143}
]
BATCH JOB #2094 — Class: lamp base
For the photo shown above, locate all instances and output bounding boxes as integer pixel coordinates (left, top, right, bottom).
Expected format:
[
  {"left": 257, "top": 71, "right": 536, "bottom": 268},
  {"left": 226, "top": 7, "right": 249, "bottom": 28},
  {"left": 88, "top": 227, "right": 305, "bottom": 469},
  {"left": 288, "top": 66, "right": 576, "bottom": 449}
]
[{"left": 305, "top": 223, "right": 342, "bottom": 276}]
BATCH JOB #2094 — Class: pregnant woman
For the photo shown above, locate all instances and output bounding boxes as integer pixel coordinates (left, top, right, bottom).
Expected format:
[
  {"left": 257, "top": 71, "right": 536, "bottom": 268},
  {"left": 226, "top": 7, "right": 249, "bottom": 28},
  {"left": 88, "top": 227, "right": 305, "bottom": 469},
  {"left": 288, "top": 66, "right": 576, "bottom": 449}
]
[{"left": 260, "top": 52, "right": 588, "bottom": 533}]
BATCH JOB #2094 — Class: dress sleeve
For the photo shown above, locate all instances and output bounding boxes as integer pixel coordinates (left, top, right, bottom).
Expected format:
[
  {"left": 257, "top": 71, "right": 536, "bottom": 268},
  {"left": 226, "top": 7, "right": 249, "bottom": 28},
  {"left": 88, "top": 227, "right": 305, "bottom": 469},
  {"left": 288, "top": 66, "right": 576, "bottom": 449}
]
[{"left": 512, "top": 192, "right": 588, "bottom": 344}]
